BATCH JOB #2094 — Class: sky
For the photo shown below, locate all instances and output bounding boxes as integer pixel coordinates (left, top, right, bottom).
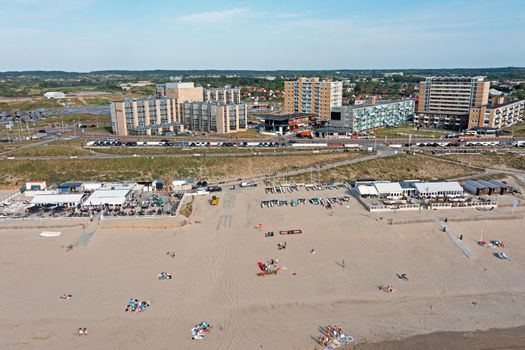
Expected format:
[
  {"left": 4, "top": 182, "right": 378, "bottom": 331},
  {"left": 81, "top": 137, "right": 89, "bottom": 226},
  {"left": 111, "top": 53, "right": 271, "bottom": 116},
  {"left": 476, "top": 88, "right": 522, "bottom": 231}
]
[{"left": 0, "top": 0, "right": 524, "bottom": 71}]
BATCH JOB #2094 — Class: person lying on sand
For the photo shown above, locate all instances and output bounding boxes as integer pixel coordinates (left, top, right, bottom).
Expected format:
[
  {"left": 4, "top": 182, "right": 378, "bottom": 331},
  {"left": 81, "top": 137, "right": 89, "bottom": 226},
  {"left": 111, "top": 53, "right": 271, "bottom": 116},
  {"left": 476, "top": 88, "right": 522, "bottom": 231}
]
[
  {"left": 396, "top": 273, "right": 409, "bottom": 281},
  {"left": 379, "top": 285, "right": 396, "bottom": 293},
  {"left": 60, "top": 294, "right": 72, "bottom": 300}
]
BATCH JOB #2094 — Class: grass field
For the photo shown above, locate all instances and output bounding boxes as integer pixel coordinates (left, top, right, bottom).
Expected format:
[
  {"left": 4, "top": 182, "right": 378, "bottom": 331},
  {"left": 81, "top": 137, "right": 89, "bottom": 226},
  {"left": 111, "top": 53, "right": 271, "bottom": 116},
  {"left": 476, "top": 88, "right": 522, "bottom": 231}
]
[
  {"left": 287, "top": 153, "right": 479, "bottom": 183},
  {"left": 0, "top": 152, "right": 365, "bottom": 186},
  {"left": 90, "top": 146, "right": 346, "bottom": 156},
  {"left": 221, "top": 129, "right": 273, "bottom": 139},
  {"left": 372, "top": 125, "right": 451, "bottom": 139},
  {"left": 503, "top": 122, "right": 525, "bottom": 137},
  {"left": 32, "top": 114, "right": 111, "bottom": 128},
  {"left": 442, "top": 153, "right": 525, "bottom": 171},
  {"left": 0, "top": 98, "right": 62, "bottom": 112},
  {"left": 6, "top": 139, "right": 94, "bottom": 157}
]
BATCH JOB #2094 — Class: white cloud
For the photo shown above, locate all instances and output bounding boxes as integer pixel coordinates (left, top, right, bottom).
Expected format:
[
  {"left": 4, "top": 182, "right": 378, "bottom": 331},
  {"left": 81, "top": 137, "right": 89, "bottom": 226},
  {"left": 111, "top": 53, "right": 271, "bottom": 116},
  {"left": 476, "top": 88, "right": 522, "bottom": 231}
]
[
  {"left": 178, "top": 8, "right": 249, "bottom": 24},
  {"left": 275, "top": 13, "right": 304, "bottom": 19}
]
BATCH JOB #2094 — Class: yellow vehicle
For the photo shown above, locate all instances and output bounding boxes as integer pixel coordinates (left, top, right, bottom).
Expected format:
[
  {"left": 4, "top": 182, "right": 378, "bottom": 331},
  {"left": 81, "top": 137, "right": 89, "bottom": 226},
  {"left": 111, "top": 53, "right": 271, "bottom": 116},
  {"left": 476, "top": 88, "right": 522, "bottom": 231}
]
[{"left": 210, "top": 196, "right": 219, "bottom": 206}]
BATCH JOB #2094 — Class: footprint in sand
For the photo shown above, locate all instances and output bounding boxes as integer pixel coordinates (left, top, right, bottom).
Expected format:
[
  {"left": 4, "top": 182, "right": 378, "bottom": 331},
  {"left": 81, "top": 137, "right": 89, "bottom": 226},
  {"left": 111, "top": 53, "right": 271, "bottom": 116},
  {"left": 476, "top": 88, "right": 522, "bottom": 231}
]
[{"left": 31, "top": 331, "right": 53, "bottom": 340}]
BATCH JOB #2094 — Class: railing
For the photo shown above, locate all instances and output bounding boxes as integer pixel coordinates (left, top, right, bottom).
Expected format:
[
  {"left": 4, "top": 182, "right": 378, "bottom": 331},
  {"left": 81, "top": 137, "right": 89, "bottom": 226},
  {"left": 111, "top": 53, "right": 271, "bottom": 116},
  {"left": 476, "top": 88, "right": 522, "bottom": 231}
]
[
  {"left": 428, "top": 201, "right": 498, "bottom": 209},
  {"left": 369, "top": 203, "right": 420, "bottom": 212}
]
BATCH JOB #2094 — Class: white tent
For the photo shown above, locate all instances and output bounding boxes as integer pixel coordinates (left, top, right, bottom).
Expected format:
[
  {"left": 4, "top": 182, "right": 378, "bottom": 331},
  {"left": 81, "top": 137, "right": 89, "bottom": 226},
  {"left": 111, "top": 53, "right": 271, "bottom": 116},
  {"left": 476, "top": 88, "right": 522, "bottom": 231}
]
[
  {"left": 84, "top": 189, "right": 131, "bottom": 207},
  {"left": 413, "top": 182, "right": 464, "bottom": 197},
  {"left": 373, "top": 182, "right": 403, "bottom": 198},
  {"left": 357, "top": 184, "right": 379, "bottom": 197},
  {"left": 31, "top": 193, "right": 85, "bottom": 207}
]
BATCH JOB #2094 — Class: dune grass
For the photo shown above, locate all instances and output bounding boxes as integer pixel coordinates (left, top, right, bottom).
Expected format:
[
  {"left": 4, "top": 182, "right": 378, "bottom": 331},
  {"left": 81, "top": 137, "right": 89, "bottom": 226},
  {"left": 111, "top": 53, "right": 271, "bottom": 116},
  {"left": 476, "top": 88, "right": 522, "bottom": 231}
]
[
  {"left": 287, "top": 153, "right": 480, "bottom": 183},
  {"left": 0, "top": 152, "right": 366, "bottom": 186}
]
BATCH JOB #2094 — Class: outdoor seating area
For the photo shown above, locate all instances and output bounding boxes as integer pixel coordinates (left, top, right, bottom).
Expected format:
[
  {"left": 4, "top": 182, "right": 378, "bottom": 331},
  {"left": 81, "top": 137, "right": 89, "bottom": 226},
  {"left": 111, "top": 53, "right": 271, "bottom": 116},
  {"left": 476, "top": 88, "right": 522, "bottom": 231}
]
[
  {"left": 1, "top": 182, "right": 184, "bottom": 220},
  {"left": 261, "top": 196, "right": 350, "bottom": 209}
]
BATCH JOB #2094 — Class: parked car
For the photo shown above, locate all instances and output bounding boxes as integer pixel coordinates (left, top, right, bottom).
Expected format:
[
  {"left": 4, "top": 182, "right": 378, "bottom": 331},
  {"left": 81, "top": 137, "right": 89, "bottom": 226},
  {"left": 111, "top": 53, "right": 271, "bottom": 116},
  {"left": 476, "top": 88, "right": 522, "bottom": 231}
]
[{"left": 207, "top": 185, "right": 223, "bottom": 192}]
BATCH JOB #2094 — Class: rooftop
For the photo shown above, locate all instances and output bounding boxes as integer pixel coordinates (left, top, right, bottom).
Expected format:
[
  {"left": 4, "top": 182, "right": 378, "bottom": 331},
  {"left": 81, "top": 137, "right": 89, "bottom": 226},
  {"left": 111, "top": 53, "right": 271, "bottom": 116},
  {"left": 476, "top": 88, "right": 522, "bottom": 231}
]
[
  {"left": 486, "top": 99, "right": 525, "bottom": 109},
  {"left": 84, "top": 188, "right": 131, "bottom": 206},
  {"left": 31, "top": 193, "right": 86, "bottom": 205},
  {"left": 260, "top": 113, "right": 316, "bottom": 121},
  {"left": 335, "top": 99, "right": 414, "bottom": 111},
  {"left": 58, "top": 182, "right": 83, "bottom": 188},
  {"left": 373, "top": 182, "right": 403, "bottom": 194},
  {"left": 413, "top": 182, "right": 463, "bottom": 193}
]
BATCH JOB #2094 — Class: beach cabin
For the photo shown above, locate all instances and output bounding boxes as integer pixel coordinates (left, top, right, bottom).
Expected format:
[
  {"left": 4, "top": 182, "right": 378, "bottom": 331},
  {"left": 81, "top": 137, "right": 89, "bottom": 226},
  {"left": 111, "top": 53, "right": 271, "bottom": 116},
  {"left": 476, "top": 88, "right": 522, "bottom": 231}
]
[
  {"left": 464, "top": 180, "right": 489, "bottom": 196},
  {"left": 25, "top": 181, "right": 47, "bottom": 191},
  {"left": 488, "top": 180, "right": 509, "bottom": 195},
  {"left": 58, "top": 182, "right": 83, "bottom": 193}
]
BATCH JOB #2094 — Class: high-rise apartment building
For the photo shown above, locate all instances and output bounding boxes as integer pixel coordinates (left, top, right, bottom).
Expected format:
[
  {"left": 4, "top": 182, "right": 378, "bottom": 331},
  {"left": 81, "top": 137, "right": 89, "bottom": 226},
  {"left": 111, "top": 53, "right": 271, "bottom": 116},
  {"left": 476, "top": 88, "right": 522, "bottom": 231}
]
[
  {"left": 203, "top": 86, "right": 241, "bottom": 104},
  {"left": 413, "top": 76, "right": 490, "bottom": 130},
  {"left": 284, "top": 77, "right": 342, "bottom": 120},
  {"left": 110, "top": 97, "right": 247, "bottom": 136}
]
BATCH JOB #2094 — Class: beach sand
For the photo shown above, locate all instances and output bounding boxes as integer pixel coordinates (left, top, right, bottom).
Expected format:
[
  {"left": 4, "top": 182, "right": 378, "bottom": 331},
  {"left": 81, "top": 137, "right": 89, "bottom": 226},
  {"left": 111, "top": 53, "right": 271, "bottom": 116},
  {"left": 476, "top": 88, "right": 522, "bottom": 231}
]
[{"left": 1, "top": 186, "right": 525, "bottom": 349}]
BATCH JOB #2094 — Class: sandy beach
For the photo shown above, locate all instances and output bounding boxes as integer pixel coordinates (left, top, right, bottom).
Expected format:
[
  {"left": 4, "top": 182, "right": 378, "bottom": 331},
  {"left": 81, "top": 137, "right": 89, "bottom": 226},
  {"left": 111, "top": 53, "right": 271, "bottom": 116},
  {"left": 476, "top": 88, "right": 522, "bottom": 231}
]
[{"left": 1, "top": 186, "right": 525, "bottom": 349}]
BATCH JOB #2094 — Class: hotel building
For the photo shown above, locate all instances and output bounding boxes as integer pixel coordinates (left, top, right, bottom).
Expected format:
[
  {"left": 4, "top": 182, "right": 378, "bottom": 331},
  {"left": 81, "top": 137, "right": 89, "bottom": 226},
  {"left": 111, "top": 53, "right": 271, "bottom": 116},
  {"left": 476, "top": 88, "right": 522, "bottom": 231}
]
[
  {"left": 110, "top": 97, "right": 247, "bottom": 136},
  {"left": 413, "top": 76, "right": 490, "bottom": 130},
  {"left": 284, "top": 77, "right": 342, "bottom": 120}
]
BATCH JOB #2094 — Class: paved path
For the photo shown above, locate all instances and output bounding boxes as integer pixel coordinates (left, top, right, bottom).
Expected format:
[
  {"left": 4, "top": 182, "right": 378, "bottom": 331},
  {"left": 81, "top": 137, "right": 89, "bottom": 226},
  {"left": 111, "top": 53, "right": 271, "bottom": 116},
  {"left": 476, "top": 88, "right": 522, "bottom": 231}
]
[
  {"left": 218, "top": 148, "right": 397, "bottom": 186},
  {"left": 75, "top": 213, "right": 100, "bottom": 247},
  {"left": 437, "top": 218, "right": 474, "bottom": 259}
]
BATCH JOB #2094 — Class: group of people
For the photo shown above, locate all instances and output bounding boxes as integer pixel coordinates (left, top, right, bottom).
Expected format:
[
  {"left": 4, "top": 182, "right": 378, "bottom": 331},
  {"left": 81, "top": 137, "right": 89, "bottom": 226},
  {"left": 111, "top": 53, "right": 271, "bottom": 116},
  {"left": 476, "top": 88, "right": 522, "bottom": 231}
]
[
  {"left": 77, "top": 328, "right": 88, "bottom": 336},
  {"left": 59, "top": 293, "right": 72, "bottom": 300},
  {"left": 277, "top": 242, "right": 287, "bottom": 250},
  {"left": 262, "top": 258, "right": 279, "bottom": 273},
  {"left": 158, "top": 272, "right": 172, "bottom": 280},
  {"left": 166, "top": 251, "right": 175, "bottom": 258},
  {"left": 191, "top": 321, "right": 212, "bottom": 340},
  {"left": 379, "top": 285, "right": 396, "bottom": 293},
  {"left": 318, "top": 325, "right": 352, "bottom": 347},
  {"left": 125, "top": 298, "right": 151, "bottom": 313}
]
